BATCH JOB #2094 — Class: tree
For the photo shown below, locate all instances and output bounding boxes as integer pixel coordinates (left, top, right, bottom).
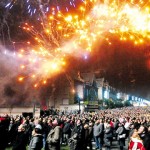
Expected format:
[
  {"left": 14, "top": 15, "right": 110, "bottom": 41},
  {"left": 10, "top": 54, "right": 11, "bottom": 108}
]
[
  {"left": 124, "top": 100, "right": 132, "bottom": 107},
  {"left": 103, "top": 98, "right": 115, "bottom": 109}
]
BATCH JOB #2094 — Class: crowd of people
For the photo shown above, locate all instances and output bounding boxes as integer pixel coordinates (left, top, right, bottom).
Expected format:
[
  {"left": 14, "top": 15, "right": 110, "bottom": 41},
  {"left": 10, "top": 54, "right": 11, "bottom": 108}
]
[{"left": 0, "top": 106, "right": 150, "bottom": 150}]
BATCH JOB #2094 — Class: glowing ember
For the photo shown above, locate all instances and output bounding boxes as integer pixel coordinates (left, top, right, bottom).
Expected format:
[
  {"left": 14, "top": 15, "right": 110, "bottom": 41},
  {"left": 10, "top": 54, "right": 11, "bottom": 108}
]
[
  {"left": 15, "top": 0, "right": 150, "bottom": 86},
  {"left": 18, "top": 77, "right": 24, "bottom": 82}
]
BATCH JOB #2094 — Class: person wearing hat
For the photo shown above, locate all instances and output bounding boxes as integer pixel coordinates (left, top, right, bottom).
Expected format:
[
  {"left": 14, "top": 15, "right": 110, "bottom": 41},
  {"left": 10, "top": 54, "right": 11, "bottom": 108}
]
[
  {"left": 29, "top": 124, "right": 43, "bottom": 150},
  {"left": 45, "top": 118, "right": 61, "bottom": 150}
]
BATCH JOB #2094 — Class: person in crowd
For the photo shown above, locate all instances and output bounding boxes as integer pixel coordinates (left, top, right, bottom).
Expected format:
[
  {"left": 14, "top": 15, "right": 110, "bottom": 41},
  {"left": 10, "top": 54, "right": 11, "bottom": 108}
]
[
  {"left": 8, "top": 116, "right": 22, "bottom": 146},
  {"left": 113, "top": 118, "right": 119, "bottom": 140},
  {"left": 83, "top": 123, "right": 90, "bottom": 150},
  {"left": 42, "top": 118, "right": 50, "bottom": 148},
  {"left": 128, "top": 123, "right": 136, "bottom": 142},
  {"left": 104, "top": 123, "right": 113, "bottom": 150},
  {"left": 12, "top": 124, "right": 28, "bottom": 150},
  {"left": 63, "top": 118, "right": 72, "bottom": 145},
  {"left": 116, "top": 122, "right": 126, "bottom": 150},
  {"left": 2, "top": 106, "right": 150, "bottom": 150},
  {"left": 146, "top": 119, "right": 150, "bottom": 127},
  {"left": 93, "top": 119, "right": 104, "bottom": 150},
  {"left": 29, "top": 124, "right": 43, "bottom": 150},
  {"left": 128, "top": 129, "right": 146, "bottom": 150},
  {"left": 23, "top": 117, "right": 33, "bottom": 145},
  {"left": 143, "top": 125, "right": 150, "bottom": 150},
  {"left": 87, "top": 121, "right": 94, "bottom": 150},
  {"left": 69, "top": 119, "right": 85, "bottom": 150},
  {"left": 138, "top": 125, "right": 148, "bottom": 141},
  {"left": 8, "top": 118, "right": 14, "bottom": 131},
  {"left": 137, "top": 124, "right": 150, "bottom": 150},
  {"left": 124, "top": 117, "right": 131, "bottom": 138},
  {"left": 45, "top": 118, "right": 62, "bottom": 150},
  {"left": 0, "top": 118, "right": 9, "bottom": 150},
  {"left": 59, "top": 116, "right": 65, "bottom": 144},
  {"left": 8, "top": 119, "right": 14, "bottom": 145}
]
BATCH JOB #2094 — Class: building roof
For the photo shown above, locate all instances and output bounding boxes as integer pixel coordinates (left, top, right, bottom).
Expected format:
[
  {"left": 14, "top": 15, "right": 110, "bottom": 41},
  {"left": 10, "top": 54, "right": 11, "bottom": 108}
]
[{"left": 81, "top": 72, "right": 95, "bottom": 83}]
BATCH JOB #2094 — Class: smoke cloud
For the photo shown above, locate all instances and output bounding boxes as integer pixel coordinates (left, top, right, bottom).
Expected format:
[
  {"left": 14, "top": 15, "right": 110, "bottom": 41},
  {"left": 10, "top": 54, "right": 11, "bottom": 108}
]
[{"left": 0, "top": 46, "right": 41, "bottom": 106}]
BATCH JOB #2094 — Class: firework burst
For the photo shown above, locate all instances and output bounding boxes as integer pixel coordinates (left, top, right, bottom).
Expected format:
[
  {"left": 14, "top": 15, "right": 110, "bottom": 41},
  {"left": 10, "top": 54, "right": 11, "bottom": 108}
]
[{"left": 13, "top": 0, "right": 150, "bottom": 87}]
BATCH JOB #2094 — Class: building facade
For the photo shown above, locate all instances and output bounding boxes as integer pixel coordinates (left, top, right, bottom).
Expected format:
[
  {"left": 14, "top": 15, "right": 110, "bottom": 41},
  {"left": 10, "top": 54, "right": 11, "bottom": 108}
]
[{"left": 55, "top": 72, "right": 150, "bottom": 112}]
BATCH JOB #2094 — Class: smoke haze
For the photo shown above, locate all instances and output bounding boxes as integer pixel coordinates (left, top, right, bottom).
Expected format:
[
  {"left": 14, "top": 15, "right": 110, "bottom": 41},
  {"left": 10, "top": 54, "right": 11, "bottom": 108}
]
[{"left": 0, "top": 46, "right": 39, "bottom": 106}]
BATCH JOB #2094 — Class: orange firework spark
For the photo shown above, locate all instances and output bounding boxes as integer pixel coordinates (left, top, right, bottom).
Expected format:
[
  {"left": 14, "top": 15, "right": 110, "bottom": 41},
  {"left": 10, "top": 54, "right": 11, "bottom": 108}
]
[
  {"left": 18, "top": 76, "right": 24, "bottom": 82},
  {"left": 18, "top": 0, "right": 150, "bottom": 86}
]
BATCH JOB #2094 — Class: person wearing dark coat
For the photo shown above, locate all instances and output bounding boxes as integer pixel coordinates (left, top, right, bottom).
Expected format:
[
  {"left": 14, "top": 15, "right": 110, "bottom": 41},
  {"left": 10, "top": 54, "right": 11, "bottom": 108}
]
[
  {"left": 138, "top": 125, "right": 148, "bottom": 141},
  {"left": 63, "top": 118, "right": 72, "bottom": 145},
  {"left": 83, "top": 124, "right": 90, "bottom": 150},
  {"left": 12, "top": 124, "right": 28, "bottom": 150},
  {"left": 88, "top": 122, "right": 94, "bottom": 150},
  {"left": 69, "top": 119, "right": 85, "bottom": 150},
  {"left": 0, "top": 119, "right": 9, "bottom": 150},
  {"left": 8, "top": 117, "right": 21, "bottom": 146},
  {"left": 104, "top": 123, "right": 113, "bottom": 150},
  {"left": 45, "top": 118, "right": 61, "bottom": 150},
  {"left": 128, "top": 123, "right": 138, "bottom": 143},
  {"left": 138, "top": 125, "right": 150, "bottom": 150},
  {"left": 113, "top": 119, "right": 119, "bottom": 140},
  {"left": 143, "top": 127, "right": 150, "bottom": 150},
  {"left": 42, "top": 118, "right": 50, "bottom": 148},
  {"left": 116, "top": 123, "right": 126, "bottom": 150},
  {"left": 29, "top": 124, "right": 43, "bottom": 150}
]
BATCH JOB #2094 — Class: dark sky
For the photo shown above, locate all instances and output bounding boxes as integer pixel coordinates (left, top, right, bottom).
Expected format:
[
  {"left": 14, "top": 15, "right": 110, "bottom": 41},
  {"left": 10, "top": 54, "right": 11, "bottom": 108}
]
[
  {"left": 91, "top": 38, "right": 150, "bottom": 99},
  {"left": 65, "top": 38, "right": 150, "bottom": 99},
  {"left": 0, "top": 0, "right": 150, "bottom": 104}
]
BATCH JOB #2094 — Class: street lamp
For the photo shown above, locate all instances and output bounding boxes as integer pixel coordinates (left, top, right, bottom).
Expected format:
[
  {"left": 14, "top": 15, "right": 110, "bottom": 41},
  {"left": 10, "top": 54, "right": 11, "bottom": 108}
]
[
  {"left": 33, "top": 100, "right": 36, "bottom": 117},
  {"left": 76, "top": 93, "right": 81, "bottom": 114},
  {"left": 76, "top": 84, "right": 84, "bottom": 114},
  {"left": 78, "top": 96, "right": 81, "bottom": 114}
]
